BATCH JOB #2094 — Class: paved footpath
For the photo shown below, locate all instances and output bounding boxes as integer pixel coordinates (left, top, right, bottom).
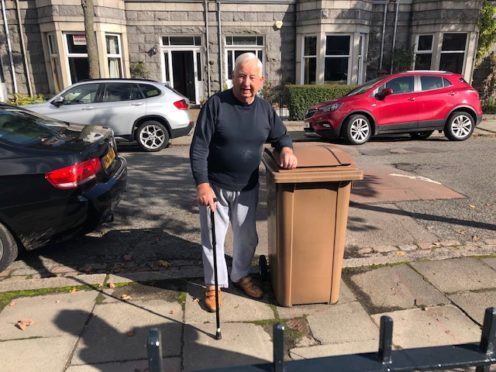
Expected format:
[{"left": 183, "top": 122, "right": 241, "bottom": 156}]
[{"left": 0, "top": 115, "right": 495, "bottom": 371}]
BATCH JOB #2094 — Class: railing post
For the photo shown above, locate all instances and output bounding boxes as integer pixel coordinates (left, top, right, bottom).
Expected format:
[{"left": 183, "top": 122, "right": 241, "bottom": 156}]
[
  {"left": 147, "top": 328, "right": 164, "bottom": 372},
  {"left": 476, "top": 307, "right": 496, "bottom": 372},
  {"left": 378, "top": 315, "right": 393, "bottom": 365},
  {"left": 273, "top": 323, "right": 285, "bottom": 372}
]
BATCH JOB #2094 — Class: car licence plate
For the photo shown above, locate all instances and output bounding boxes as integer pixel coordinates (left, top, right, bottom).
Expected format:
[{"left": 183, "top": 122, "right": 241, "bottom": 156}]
[{"left": 102, "top": 147, "right": 116, "bottom": 170}]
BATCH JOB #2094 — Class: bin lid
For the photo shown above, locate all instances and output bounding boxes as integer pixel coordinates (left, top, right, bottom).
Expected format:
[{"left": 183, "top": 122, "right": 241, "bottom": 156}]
[{"left": 262, "top": 142, "right": 363, "bottom": 183}]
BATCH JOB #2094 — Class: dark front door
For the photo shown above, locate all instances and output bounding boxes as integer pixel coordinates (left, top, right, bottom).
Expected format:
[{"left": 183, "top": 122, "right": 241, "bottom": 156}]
[{"left": 172, "top": 51, "right": 195, "bottom": 102}]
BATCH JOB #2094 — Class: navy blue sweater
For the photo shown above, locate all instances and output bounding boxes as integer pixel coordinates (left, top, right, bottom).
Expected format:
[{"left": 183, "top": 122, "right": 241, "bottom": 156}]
[{"left": 190, "top": 89, "right": 293, "bottom": 191}]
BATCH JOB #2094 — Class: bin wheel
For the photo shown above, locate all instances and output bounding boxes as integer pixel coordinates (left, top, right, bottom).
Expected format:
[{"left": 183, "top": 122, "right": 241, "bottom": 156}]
[{"left": 259, "top": 255, "right": 269, "bottom": 281}]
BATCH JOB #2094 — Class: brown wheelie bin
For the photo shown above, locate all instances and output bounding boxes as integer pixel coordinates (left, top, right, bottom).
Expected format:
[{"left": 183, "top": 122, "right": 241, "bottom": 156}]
[{"left": 261, "top": 142, "right": 363, "bottom": 306}]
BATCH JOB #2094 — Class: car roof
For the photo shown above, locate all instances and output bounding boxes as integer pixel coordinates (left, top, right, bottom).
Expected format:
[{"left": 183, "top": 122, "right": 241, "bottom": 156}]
[{"left": 75, "top": 78, "right": 162, "bottom": 84}]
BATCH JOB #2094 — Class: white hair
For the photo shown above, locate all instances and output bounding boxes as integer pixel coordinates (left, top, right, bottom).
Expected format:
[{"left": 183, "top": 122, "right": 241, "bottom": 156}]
[{"left": 234, "top": 52, "right": 263, "bottom": 75}]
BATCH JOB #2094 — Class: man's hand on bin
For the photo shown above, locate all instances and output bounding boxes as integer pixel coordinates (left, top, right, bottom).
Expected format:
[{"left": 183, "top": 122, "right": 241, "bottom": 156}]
[
  {"left": 279, "top": 147, "right": 298, "bottom": 169},
  {"left": 197, "top": 183, "right": 217, "bottom": 211}
]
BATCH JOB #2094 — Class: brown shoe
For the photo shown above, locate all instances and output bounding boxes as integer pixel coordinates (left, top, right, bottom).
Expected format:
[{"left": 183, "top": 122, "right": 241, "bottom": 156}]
[
  {"left": 233, "top": 276, "right": 264, "bottom": 299},
  {"left": 205, "top": 286, "right": 221, "bottom": 312}
]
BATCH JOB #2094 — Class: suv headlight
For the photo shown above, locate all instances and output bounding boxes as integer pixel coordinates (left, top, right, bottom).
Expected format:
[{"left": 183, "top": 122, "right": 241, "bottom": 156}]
[{"left": 319, "top": 102, "right": 342, "bottom": 112}]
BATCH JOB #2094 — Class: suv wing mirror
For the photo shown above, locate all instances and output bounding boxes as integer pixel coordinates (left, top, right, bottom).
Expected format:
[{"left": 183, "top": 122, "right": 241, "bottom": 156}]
[{"left": 51, "top": 96, "right": 65, "bottom": 107}]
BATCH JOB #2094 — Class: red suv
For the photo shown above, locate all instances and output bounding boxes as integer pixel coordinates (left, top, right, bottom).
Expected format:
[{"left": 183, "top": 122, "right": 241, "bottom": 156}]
[{"left": 304, "top": 71, "right": 483, "bottom": 145}]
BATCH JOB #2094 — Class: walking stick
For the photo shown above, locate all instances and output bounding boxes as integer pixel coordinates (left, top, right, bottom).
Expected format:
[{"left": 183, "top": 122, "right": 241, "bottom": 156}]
[{"left": 210, "top": 206, "right": 222, "bottom": 340}]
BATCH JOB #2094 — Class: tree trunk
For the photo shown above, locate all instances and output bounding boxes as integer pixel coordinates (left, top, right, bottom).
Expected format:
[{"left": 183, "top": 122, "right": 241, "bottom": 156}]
[{"left": 82, "top": 0, "right": 100, "bottom": 78}]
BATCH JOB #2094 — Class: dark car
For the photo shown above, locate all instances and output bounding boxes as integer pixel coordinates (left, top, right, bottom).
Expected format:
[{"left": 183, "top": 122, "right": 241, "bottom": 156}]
[
  {"left": 304, "top": 71, "right": 483, "bottom": 145},
  {"left": 0, "top": 104, "right": 127, "bottom": 271}
]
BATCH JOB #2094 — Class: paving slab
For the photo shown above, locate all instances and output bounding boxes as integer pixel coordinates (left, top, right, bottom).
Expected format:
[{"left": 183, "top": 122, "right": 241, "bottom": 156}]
[
  {"left": 276, "top": 281, "right": 357, "bottom": 319},
  {"left": 0, "top": 290, "right": 98, "bottom": 339},
  {"left": 371, "top": 305, "right": 480, "bottom": 349},
  {"left": 347, "top": 265, "right": 449, "bottom": 312},
  {"left": 290, "top": 339, "right": 378, "bottom": 360},
  {"left": 481, "top": 257, "right": 496, "bottom": 271},
  {"left": 67, "top": 357, "right": 181, "bottom": 372},
  {"left": 448, "top": 289, "right": 496, "bottom": 325},
  {"left": 0, "top": 336, "right": 77, "bottom": 372},
  {"left": 0, "top": 274, "right": 107, "bottom": 292},
  {"left": 306, "top": 302, "right": 379, "bottom": 345},
  {"left": 184, "top": 282, "right": 274, "bottom": 323},
  {"left": 70, "top": 299, "right": 183, "bottom": 365},
  {"left": 411, "top": 258, "right": 496, "bottom": 293},
  {"left": 346, "top": 203, "right": 438, "bottom": 250},
  {"left": 350, "top": 166, "right": 464, "bottom": 204},
  {"left": 183, "top": 322, "right": 272, "bottom": 370}
]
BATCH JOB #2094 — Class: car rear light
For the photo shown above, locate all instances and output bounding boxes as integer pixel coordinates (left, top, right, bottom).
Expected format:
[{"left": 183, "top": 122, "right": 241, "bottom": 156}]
[
  {"left": 173, "top": 99, "right": 189, "bottom": 110},
  {"left": 45, "top": 158, "right": 102, "bottom": 189}
]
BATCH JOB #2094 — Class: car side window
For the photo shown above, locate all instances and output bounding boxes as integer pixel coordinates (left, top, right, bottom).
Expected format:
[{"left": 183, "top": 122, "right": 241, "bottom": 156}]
[
  {"left": 385, "top": 77, "right": 415, "bottom": 94},
  {"left": 139, "top": 84, "right": 161, "bottom": 98},
  {"left": 443, "top": 78, "right": 452, "bottom": 87},
  {"left": 103, "top": 83, "right": 141, "bottom": 102},
  {"left": 420, "top": 76, "right": 444, "bottom": 91},
  {"left": 61, "top": 83, "right": 99, "bottom": 105}
]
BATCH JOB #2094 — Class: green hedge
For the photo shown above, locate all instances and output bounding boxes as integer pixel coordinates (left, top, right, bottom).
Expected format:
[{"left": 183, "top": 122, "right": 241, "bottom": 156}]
[{"left": 285, "top": 84, "right": 356, "bottom": 120}]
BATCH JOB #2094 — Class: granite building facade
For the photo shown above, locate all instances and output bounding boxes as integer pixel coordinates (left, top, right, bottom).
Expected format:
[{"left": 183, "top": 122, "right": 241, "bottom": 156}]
[{"left": 0, "top": 0, "right": 485, "bottom": 104}]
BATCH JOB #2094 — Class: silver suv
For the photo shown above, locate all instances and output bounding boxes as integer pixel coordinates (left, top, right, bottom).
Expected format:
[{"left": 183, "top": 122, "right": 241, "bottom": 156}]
[{"left": 25, "top": 79, "right": 194, "bottom": 152}]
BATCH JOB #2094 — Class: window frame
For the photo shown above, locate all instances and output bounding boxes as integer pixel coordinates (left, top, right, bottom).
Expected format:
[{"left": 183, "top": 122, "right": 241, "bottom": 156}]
[
  {"left": 413, "top": 34, "right": 434, "bottom": 70},
  {"left": 224, "top": 36, "right": 265, "bottom": 88},
  {"left": 324, "top": 34, "right": 352, "bottom": 84},
  {"left": 106, "top": 34, "right": 123, "bottom": 78},
  {"left": 302, "top": 35, "right": 317, "bottom": 85}
]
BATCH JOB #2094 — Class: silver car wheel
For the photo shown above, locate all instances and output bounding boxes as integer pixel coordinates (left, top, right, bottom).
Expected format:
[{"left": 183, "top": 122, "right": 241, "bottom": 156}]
[
  {"left": 346, "top": 115, "right": 371, "bottom": 145},
  {"left": 136, "top": 121, "right": 170, "bottom": 152},
  {"left": 444, "top": 112, "right": 474, "bottom": 141},
  {"left": 451, "top": 114, "right": 472, "bottom": 139}
]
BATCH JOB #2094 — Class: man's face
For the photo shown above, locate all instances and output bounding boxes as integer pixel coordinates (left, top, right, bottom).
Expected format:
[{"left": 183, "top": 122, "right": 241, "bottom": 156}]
[{"left": 232, "top": 60, "right": 264, "bottom": 105}]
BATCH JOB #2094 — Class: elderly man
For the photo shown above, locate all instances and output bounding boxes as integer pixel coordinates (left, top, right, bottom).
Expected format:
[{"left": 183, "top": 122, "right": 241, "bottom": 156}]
[{"left": 190, "top": 52, "right": 297, "bottom": 312}]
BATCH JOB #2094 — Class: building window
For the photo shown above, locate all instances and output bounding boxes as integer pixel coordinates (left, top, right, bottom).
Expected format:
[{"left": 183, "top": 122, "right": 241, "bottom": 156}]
[
  {"left": 358, "top": 33, "right": 367, "bottom": 84},
  {"left": 106, "top": 34, "right": 122, "bottom": 78},
  {"left": 225, "top": 36, "right": 264, "bottom": 84},
  {"left": 47, "top": 34, "right": 62, "bottom": 92},
  {"left": 303, "top": 36, "right": 317, "bottom": 84},
  {"left": 439, "top": 33, "right": 467, "bottom": 74},
  {"left": 162, "top": 36, "right": 201, "bottom": 46},
  {"left": 414, "top": 34, "right": 433, "bottom": 70},
  {"left": 324, "top": 35, "right": 350, "bottom": 84},
  {"left": 66, "top": 33, "right": 89, "bottom": 84}
]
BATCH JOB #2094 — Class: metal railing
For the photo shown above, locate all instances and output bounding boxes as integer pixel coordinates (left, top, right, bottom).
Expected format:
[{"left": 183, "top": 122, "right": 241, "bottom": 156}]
[{"left": 147, "top": 307, "right": 496, "bottom": 371}]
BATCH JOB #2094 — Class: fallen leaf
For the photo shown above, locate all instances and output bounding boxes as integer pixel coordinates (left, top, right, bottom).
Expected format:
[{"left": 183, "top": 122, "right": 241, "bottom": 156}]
[
  {"left": 121, "top": 294, "right": 131, "bottom": 300},
  {"left": 16, "top": 319, "right": 33, "bottom": 331},
  {"left": 395, "top": 251, "right": 406, "bottom": 257},
  {"left": 9, "top": 301, "right": 16, "bottom": 307},
  {"left": 70, "top": 287, "right": 77, "bottom": 294},
  {"left": 169, "top": 310, "right": 174, "bottom": 315},
  {"left": 193, "top": 298, "right": 200, "bottom": 303},
  {"left": 158, "top": 260, "right": 171, "bottom": 268},
  {"left": 126, "top": 330, "right": 135, "bottom": 337},
  {"left": 108, "top": 282, "right": 116, "bottom": 289},
  {"left": 472, "top": 235, "right": 481, "bottom": 242},
  {"left": 469, "top": 204, "right": 476, "bottom": 209}
]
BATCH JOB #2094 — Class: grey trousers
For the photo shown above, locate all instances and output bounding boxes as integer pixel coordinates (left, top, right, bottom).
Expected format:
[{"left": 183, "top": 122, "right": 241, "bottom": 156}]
[{"left": 199, "top": 184, "right": 259, "bottom": 287}]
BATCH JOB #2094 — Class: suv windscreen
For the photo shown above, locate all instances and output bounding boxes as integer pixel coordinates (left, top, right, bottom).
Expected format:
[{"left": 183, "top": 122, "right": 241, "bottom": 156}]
[{"left": 60, "top": 83, "right": 100, "bottom": 105}]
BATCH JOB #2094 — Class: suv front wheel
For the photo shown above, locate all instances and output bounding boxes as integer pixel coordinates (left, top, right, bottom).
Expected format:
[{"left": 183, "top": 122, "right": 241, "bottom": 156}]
[
  {"left": 136, "top": 121, "right": 170, "bottom": 152},
  {"left": 344, "top": 114, "right": 372, "bottom": 145},
  {"left": 444, "top": 112, "right": 474, "bottom": 141}
]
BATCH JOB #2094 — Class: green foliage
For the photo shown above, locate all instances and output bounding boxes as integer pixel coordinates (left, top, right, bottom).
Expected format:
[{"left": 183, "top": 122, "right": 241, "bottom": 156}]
[
  {"left": 285, "top": 84, "right": 356, "bottom": 120},
  {"left": 130, "top": 61, "right": 148, "bottom": 79},
  {"left": 392, "top": 48, "right": 414, "bottom": 73},
  {"left": 10, "top": 93, "right": 45, "bottom": 105},
  {"left": 477, "top": 0, "right": 496, "bottom": 61},
  {"left": 482, "top": 97, "right": 496, "bottom": 113}
]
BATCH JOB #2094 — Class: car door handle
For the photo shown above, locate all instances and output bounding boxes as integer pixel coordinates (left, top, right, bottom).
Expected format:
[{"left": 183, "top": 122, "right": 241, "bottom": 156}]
[
  {"left": 408, "top": 98, "right": 416, "bottom": 101},
  {"left": 131, "top": 102, "right": 144, "bottom": 106},
  {"left": 82, "top": 106, "right": 94, "bottom": 110},
  {"left": 448, "top": 92, "right": 456, "bottom": 96}
]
